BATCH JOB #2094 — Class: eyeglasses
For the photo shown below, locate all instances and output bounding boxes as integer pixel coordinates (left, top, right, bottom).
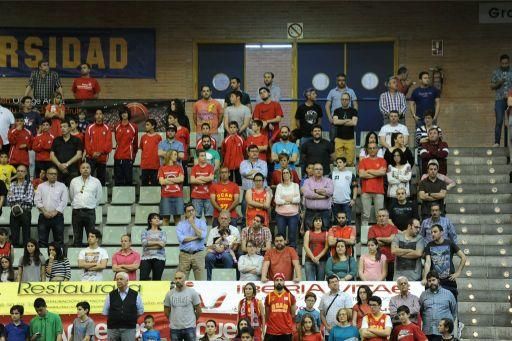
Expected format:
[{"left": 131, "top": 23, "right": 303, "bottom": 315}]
[
  {"left": 80, "top": 185, "right": 85, "bottom": 194},
  {"left": 254, "top": 179, "right": 263, "bottom": 182},
  {"left": 47, "top": 172, "right": 57, "bottom": 175},
  {"left": 314, "top": 168, "right": 323, "bottom": 171},
  {"left": 367, "top": 147, "right": 378, "bottom": 150},
  {"left": 369, "top": 303, "right": 380, "bottom": 307},
  {"left": 17, "top": 170, "right": 26, "bottom": 173}
]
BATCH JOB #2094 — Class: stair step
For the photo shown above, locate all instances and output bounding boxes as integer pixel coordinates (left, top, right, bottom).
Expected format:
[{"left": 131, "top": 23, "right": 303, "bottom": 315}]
[
  {"left": 459, "top": 302, "right": 510, "bottom": 314},
  {"left": 446, "top": 203, "right": 512, "bottom": 214},
  {"left": 447, "top": 164, "right": 511, "bottom": 176},
  {"left": 450, "top": 147, "right": 509, "bottom": 157},
  {"left": 452, "top": 183, "right": 512, "bottom": 194},
  {"left": 449, "top": 174, "right": 509, "bottom": 184},
  {"left": 461, "top": 326, "right": 512, "bottom": 339},
  {"left": 447, "top": 214, "right": 511, "bottom": 224},
  {"left": 458, "top": 313, "right": 510, "bottom": 326},
  {"left": 456, "top": 224, "right": 512, "bottom": 235},
  {"left": 458, "top": 289, "right": 510, "bottom": 302},
  {"left": 460, "top": 266, "right": 511, "bottom": 278},
  {"left": 457, "top": 235, "right": 512, "bottom": 245},
  {"left": 447, "top": 156, "right": 508, "bottom": 165},
  {"left": 445, "top": 194, "right": 511, "bottom": 204},
  {"left": 457, "top": 278, "right": 512, "bottom": 290},
  {"left": 457, "top": 245, "right": 510, "bottom": 257}
]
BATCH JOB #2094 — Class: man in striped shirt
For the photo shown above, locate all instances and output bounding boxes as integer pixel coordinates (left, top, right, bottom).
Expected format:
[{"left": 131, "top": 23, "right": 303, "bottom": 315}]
[{"left": 379, "top": 76, "right": 408, "bottom": 124}]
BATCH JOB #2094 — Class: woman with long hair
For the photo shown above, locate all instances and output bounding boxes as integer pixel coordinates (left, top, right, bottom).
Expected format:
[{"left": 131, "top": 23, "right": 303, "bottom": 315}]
[
  {"left": 45, "top": 93, "right": 66, "bottom": 137},
  {"left": 325, "top": 240, "right": 357, "bottom": 281},
  {"left": 386, "top": 147, "right": 412, "bottom": 200},
  {"left": 140, "top": 213, "right": 167, "bottom": 280},
  {"left": 169, "top": 98, "right": 190, "bottom": 131},
  {"left": 238, "top": 282, "right": 264, "bottom": 340},
  {"left": 352, "top": 285, "right": 373, "bottom": 328},
  {"left": 275, "top": 168, "right": 301, "bottom": 248},
  {"left": 384, "top": 132, "right": 414, "bottom": 166},
  {"left": 358, "top": 238, "right": 387, "bottom": 281},
  {"left": 304, "top": 216, "right": 328, "bottom": 281},
  {"left": 0, "top": 256, "right": 16, "bottom": 282},
  {"left": 298, "top": 313, "right": 322, "bottom": 341},
  {"left": 45, "top": 242, "right": 71, "bottom": 281},
  {"left": 199, "top": 319, "right": 224, "bottom": 341},
  {"left": 17, "top": 239, "right": 45, "bottom": 282},
  {"left": 328, "top": 308, "right": 360, "bottom": 340},
  {"left": 158, "top": 149, "right": 185, "bottom": 226},
  {"left": 359, "top": 132, "right": 384, "bottom": 158},
  {"left": 233, "top": 318, "right": 255, "bottom": 341}
]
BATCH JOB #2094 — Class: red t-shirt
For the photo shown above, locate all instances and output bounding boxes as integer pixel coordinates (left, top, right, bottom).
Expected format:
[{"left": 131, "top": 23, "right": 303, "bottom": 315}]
[
  {"left": 358, "top": 157, "right": 387, "bottom": 194},
  {"left": 264, "top": 247, "right": 299, "bottom": 280},
  {"left": 246, "top": 188, "right": 269, "bottom": 226},
  {"left": 158, "top": 164, "right": 184, "bottom": 198},
  {"left": 140, "top": 133, "right": 162, "bottom": 170},
  {"left": 271, "top": 169, "right": 300, "bottom": 186},
  {"left": 328, "top": 225, "right": 356, "bottom": 256},
  {"left": 245, "top": 134, "right": 269, "bottom": 161},
  {"left": 175, "top": 126, "right": 190, "bottom": 160},
  {"left": 302, "top": 333, "right": 322, "bottom": 341},
  {"left": 190, "top": 163, "right": 214, "bottom": 199},
  {"left": 210, "top": 181, "right": 240, "bottom": 218},
  {"left": 390, "top": 323, "right": 428, "bottom": 341},
  {"left": 368, "top": 224, "right": 398, "bottom": 262},
  {"left": 253, "top": 101, "right": 284, "bottom": 138},
  {"left": 71, "top": 77, "right": 101, "bottom": 100},
  {"left": 265, "top": 290, "right": 296, "bottom": 335}
]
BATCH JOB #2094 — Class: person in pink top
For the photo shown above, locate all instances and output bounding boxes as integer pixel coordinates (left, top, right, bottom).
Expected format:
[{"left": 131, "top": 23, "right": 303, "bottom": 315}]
[
  {"left": 193, "top": 85, "right": 223, "bottom": 143},
  {"left": 358, "top": 238, "right": 388, "bottom": 281},
  {"left": 111, "top": 234, "right": 141, "bottom": 280}
]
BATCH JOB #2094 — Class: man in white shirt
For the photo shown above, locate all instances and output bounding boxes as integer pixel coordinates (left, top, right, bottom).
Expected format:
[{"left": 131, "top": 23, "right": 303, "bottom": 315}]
[
  {"left": 319, "top": 275, "right": 353, "bottom": 337},
  {"left": 0, "top": 105, "right": 15, "bottom": 153},
  {"left": 33, "top": 166, "right": 68, "bottom": 248},
  {"left": 69, "top": 162, "right": 102, "bottom": 246},
  {"left": 378, "top": 110, "right": 409, "bottom": 149},
  {"left": 331, "top": 157, "right": 358, "bottom": 223},
  {"left": 78, "top": 229, "right": 108, "bottom": 281}
]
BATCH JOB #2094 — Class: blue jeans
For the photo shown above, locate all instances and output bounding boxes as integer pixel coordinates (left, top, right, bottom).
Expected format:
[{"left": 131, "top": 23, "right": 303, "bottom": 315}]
[
  {"left": 304, "top": 260, "right": 326, "bottom": 281},
  {"left": 171, "top": 327, "right": 196, "bottom": 341},
  {"left": 37, "top": 213, "right": 64, "bottom": 248},
  {"left": 332, "top": 203, "right": 352, "bottom": 224},
  {"left": 495, "top": 99, "right": 507, "bottom": 144},
  {"left": 276, "top": 213, "right": 299, "bottom": 248},
  {"left": 205, "top": 251, "right": 234, "bottom": 281}
]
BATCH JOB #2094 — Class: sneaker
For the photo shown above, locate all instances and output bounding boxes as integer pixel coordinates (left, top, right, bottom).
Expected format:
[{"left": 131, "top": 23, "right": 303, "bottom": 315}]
[
  {"left": 493, "top": 143, "right": 500, "bottom": 147},
  {"left": 457, "top": 321, "right": 464, "bottom": 339}
]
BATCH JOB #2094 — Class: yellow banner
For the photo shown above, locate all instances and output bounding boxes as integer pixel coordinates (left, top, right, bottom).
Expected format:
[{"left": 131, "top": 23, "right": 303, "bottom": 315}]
[{"left": 0, "top": 281, "right": 168, "bottom": 315}]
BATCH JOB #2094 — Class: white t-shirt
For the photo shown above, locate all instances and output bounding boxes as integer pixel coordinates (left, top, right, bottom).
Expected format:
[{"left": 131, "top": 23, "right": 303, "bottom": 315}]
[
  {"left": 378, "top": 123, "right": 409, "bottom": 147},
  {"left": 0, "top": 106, "right": 15, "bottom": 145},
  {"left": 78, "top": 246, "right": 109, "bottom": 281},
  {"left": 332, "top": 169, "right": 355, "bottom": 204}
]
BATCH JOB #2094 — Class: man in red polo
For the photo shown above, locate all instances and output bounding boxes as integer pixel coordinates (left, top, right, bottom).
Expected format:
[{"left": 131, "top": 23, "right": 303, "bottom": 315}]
[
  {"left": 328, "top": 211, "right": 356, "bottom": 256},
  {"left": 368, "top": 208, "right": 398, "bottom": 281},
  {"left": 264, "top": 273, "right": 296, "bottom": 341}
]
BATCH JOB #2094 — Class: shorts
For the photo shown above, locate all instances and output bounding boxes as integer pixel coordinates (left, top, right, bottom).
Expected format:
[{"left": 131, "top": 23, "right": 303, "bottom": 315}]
[
  {"left": 192, "top": 198, "right": 213, "bottom": 217},
  {"left": 160, "top": 197, "right": 184, "bottom": 216}
]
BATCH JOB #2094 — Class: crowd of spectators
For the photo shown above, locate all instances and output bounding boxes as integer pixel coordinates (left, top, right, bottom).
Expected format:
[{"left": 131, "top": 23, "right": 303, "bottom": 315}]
[{"left": 0, "top": 61, "right": 470, "bottom": 340}]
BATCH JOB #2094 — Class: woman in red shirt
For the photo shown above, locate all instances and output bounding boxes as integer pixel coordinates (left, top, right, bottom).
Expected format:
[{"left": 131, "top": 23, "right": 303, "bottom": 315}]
[
  {"left": 298, "top": 314, "right": 322, "bottom": 341},
  {"left": 45, "top": 94, "right": 65, "bottom": 137},
  {"left": 303, "top": 216, "right": 328, "bottom": 281},
  {"left": 352, "top": 285, "right": 373, "bottom": 329},
  {"left": 158, "top": 149, "right": 184, "bottom": 226},
  {"left": 238, "top": 282, "right": 265, "bottom": 340},
  {"left": 245, "top": 173, "right": 272, "bottom": 226}
]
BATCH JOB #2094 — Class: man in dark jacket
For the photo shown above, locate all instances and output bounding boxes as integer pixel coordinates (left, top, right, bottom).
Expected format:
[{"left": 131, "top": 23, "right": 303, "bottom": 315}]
[{"left": 102, "top": 271, "right": 144, "bottom": 340}]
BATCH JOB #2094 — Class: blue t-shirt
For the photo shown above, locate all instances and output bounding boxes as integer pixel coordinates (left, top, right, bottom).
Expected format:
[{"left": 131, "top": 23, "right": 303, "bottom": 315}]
[
  {"left": 272, "top": 141, "right": 299, "bottom": 169},
  {"left": 410, "top": 86, "right": 440, "bottom": 118},
  {"left": 328, "top": 325, "right": 360, "bottom": 341},
  {"left": 5, "top": 321, "right": 30, "bottom": 341},
  {"left": 295, "top": 307, "right": 321, "bottom": 328},
  {"left": 142, "top": 329, "right": 161, "bottom": 341}
]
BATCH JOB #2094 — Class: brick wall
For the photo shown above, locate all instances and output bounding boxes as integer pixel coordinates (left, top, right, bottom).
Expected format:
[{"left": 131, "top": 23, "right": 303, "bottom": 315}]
[{"left": 0, "top": 1, "right": 508, "bottom": 146}]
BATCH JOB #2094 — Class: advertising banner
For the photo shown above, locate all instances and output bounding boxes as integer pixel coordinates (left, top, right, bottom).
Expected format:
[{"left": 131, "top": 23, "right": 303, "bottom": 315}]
[
  {"left": 0, "top": 28, "right": 156, "bottom": 78},
  {"left": 0, "top": 280, "right": 424, "bottom": 340}
]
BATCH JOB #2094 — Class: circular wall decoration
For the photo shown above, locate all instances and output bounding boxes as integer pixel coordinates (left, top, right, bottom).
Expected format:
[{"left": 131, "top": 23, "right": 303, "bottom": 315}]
[
  {"left": 312, "top": 73, "right": 330, "bottom": 91},
  {"left": 212, "top": 73, "right": 230, "bottom": 91},
  {"left": 361, "top": 72, "right": 379, "bottom": 90}
]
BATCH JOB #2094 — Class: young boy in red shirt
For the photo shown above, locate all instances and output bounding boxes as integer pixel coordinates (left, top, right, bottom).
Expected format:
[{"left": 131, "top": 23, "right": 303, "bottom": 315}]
[
  {"left": 190, "top": 150, "right": 215, "bottom": 225},
  {"left": 8, "top": 114, "right": 32, "bottom": 168},
  {"left": 32, "top": 119, "right": 55, "bottom": 177},
  {"left": 114, "top": 107, "right": 138, "bottom": 186},
  {"left": 221, "top": 121, "right": 244, "bottom": 185},
  {"left": 245, "top": 120, "right": 268, "bottom": 161},
  {"left": 140, "top": 119, "right": 162, "bottom": 186},
  {"left": 390, "top": 305, "right": 427, "bottom": 341}
]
